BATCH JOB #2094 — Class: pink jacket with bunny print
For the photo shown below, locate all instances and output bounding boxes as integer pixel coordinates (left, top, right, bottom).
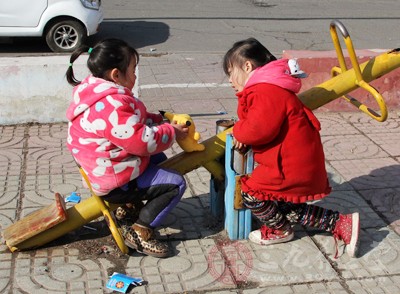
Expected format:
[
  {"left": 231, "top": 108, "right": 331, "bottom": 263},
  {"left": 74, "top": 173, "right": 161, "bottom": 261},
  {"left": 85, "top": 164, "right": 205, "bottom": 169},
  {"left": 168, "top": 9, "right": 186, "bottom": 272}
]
[{"left": 66, "top": 75, "right": 175, "bottom": 195}]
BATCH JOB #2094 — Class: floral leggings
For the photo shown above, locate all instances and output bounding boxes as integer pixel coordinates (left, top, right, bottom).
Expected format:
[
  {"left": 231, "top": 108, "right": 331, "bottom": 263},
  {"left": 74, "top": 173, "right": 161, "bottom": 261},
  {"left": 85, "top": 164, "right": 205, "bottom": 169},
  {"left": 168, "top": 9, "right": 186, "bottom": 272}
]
[{"left": 241, "top": 192, "right": 339, "bottom": 233}]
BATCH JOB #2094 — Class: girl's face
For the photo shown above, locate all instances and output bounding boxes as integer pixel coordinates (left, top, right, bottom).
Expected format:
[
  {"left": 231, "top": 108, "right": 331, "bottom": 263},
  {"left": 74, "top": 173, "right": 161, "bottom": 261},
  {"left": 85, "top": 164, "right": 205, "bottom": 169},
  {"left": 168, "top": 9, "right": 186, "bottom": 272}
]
[
  {"left": 115, "top": 56, "right": 138, "bottom": 90},
  {"left": 227, "top": 61, "right": 253, "bottom": 92}
]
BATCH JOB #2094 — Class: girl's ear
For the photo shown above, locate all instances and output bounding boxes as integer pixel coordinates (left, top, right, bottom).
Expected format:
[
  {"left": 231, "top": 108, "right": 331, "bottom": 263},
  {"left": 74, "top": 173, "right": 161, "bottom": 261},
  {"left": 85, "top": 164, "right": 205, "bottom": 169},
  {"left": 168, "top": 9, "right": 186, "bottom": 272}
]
[
  {"left": 109, "top": 68, "right": 120, "bottom": 83},
  {"left": 243, "top": 61, "right": 253, "bottom": 73}
]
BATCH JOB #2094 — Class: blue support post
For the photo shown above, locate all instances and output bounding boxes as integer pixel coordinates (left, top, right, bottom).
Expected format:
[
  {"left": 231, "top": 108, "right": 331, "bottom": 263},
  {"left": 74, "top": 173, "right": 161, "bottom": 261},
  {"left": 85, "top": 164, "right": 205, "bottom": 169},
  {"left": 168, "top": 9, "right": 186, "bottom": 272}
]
[{"left": 224, "top": 134, "right": 252, "bottom": 240}]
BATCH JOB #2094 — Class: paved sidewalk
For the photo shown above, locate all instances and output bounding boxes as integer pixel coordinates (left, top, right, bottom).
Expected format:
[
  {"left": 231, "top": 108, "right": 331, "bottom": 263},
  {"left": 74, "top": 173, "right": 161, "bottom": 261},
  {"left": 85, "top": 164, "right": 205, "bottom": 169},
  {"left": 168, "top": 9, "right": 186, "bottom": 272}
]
[{"left": 1, "top": 53, "right": 400, "bottom": 293}]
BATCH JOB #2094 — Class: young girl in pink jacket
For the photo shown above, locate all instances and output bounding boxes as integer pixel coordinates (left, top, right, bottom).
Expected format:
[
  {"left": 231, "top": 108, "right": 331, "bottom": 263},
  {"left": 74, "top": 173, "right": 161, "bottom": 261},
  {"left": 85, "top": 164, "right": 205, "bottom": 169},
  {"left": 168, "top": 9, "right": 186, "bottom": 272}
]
[
  {"left": 66, "top": 39, "right": 188, "bottom": 258},
  {"left": 224, "top": 38, "right": 360, "bottom": 258}
]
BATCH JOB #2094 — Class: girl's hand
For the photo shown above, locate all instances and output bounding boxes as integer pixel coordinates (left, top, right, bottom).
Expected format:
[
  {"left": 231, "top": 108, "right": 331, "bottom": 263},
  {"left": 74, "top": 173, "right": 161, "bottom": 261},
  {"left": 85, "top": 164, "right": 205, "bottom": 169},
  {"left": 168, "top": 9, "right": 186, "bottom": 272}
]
[
  {"left": 233, "top": 137, "right": 248, "bottom": 153},
  {"left": 171, "top": 121, "right": 189, "bottom": 140}
]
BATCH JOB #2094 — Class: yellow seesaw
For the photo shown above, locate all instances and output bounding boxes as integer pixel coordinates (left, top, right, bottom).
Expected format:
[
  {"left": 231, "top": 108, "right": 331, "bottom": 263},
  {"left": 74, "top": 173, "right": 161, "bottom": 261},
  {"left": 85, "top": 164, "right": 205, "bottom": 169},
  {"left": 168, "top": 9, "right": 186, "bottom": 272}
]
[{"left": 3, "top": 20, "right": 400, "bottom": 253}]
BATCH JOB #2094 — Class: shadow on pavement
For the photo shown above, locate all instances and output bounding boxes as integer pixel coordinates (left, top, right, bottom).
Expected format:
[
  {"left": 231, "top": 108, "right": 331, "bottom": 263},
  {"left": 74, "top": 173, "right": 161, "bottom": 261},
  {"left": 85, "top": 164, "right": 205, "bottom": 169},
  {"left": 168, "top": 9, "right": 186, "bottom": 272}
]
[
  {"left": 91, "top": 20, "right": 170, "bottom": 50},
  {"left": 0, "top": 20, "right": 169, "bottom": 54}
]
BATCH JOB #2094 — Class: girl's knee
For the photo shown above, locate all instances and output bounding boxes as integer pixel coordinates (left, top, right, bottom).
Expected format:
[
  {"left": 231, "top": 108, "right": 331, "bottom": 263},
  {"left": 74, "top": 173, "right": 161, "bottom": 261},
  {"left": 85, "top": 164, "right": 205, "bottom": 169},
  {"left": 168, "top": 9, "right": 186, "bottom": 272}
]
[{"left": 168, "top": 172, "right": 186, "bottom": 196}]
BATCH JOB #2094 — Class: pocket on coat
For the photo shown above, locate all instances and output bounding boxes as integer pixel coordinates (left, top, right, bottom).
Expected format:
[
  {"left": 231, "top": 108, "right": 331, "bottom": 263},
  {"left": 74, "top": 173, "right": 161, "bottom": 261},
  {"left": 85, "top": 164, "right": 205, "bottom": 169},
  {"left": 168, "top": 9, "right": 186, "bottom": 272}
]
[{"left": 254, "top": 143, "right": 283, "bottom": 185}]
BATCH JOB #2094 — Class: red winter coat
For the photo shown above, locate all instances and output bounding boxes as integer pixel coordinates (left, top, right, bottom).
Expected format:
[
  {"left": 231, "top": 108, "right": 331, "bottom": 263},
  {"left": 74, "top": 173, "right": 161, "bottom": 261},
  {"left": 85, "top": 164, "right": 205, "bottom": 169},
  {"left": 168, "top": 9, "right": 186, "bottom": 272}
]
[{"left": 232, "top": 59, "right": 331, "bottom": 203}]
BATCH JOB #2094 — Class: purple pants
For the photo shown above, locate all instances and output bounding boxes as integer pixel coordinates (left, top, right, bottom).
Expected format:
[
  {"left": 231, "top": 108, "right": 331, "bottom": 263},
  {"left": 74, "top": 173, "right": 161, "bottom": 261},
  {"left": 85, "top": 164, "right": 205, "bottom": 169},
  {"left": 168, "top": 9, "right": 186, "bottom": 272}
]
[{"left": 103, "top": 153, "right": 186, "bottom": 228}]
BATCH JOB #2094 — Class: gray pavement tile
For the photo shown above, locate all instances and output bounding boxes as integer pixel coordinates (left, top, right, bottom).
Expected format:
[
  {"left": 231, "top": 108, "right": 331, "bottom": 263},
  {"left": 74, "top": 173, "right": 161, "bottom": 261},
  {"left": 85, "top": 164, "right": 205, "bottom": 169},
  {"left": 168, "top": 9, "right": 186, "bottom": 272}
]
[
  {"left": 157, "top": 196, "right": 219, "bottom": 240},
  {"left": 341, "top": 111, "right": 400, "bottom": 134},
  {"left": 0, "top": 209, "right": 17, "bottom": 236},
  {"left": 0, "top": 184, "right": 20, "bottom": 209},
  {"left": 346, "top": 276, "right": 400, "bottom": 294},
  {"left": 0, "top": 174, "right": 21, "bottom": 193},
  {"left": 310, "top": 190, "right": 387, "bottom": 229},
  {"left": 365, "top": 131, "right": 400, "bottom": 157},
  {"left": 217, "top": 97, "right": 239, "bottom": 117},
  {"left": 313, "top": 227, "right": 400, "bottom": 278},
  {"left": 184, "top": 167, "right": 212, "bottom": 197},
  {"left": 25, "top": 147, "right": 77, "bottom": 176},
  {"left": 189, "top": 119, "right": 219, "bottom": 140},
  {"left": 0, "top": 148, "right": 24, "bottom": 177},
  {"left": 140, "top": 54, "right": 226, "bottom": 86},
  {"left": 182, "top": 54, "right": 226, "bottom": 83},
  {"left": 0, "top": 246, "right": 12, "bottom": 294},
  {"left": 21, "top": 173, "right": 89, "bottom": 213},
  {"left": 316, "top": 113, "right": 362, "bottom": 136},
  {"left": 340, "top": 112, "right": 400, "bottom": 157},
  {"left": 336, "top": 228, "right": 400, "bottom": 279},
  {"left": 329, "top": 158, "right": 400, "bottom": 190},
  {"left": 243, "top": 282, "right": 348, "bottom": 294},
  {"left": 169, "top": 97, "right": 229, "bottom": 116},
  {"left": 322, "top": 134, "right": 389, "bottom": 161},
  {"left": 124, "top": 239, "right": 237, "bottom": 293},
  {"left": 0, "top": 282, "right": 9, "bottom": 294},
  {"left": 12, "top": 248, "right": 111, "bottom": 293},
  {"left": 0, "top": 125, "right": 25, "bottom": 149},
  {"left": 149, "top": 86, "right": 214, "bottom": 102},
  {"left": 27, "top": 123, "right": 68, "bottom": 148},
  {"left": 326, "top": 163, "right": 355, "bottom": 191},
  {"left": 359, "top": 188, "right": 400, "bottom": 234},
  {"left": 245, "top": 230, "right": 338, "bottom": 287},
  {"left": 140, "top": 58, "right": 200, "bottom": 85},
  {"left": 203, "top": 291, "right": 240, "bottom": 294}
]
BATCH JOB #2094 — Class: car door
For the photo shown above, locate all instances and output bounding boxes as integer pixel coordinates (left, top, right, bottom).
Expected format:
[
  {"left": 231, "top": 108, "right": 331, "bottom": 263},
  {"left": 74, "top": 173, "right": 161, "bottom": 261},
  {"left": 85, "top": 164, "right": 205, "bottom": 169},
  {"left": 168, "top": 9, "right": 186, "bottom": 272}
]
[{"left": 0, "top": 0, "right": 47, "bottom": 27}]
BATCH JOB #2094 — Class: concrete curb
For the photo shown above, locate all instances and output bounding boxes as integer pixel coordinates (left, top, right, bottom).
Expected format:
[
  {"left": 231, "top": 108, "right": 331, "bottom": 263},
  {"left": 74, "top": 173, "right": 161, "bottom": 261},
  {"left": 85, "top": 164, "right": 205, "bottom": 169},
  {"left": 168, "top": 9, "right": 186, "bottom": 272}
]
[
  {"left": 1, "top": 50, "right": 398, "bottom": 125},
  {"left": 0, "top": 55, "right": 139, "bottom": 125}
]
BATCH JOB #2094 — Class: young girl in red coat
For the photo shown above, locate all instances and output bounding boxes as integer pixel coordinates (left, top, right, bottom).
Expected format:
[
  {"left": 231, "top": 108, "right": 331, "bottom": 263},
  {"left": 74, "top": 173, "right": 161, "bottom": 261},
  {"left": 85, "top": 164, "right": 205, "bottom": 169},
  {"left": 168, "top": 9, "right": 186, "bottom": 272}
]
[
  {"left": 223, "top": 38, "right": 360, "bottom": 258},
  {"left": 66, "top": 39, "right": 188, "bottom": 258}
]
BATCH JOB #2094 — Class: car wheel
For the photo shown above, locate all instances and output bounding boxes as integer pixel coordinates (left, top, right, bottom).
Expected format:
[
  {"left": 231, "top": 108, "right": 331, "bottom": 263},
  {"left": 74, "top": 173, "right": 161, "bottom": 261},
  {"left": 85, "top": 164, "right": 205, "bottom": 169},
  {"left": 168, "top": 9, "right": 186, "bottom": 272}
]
[{"left": 45, "top": 19, "right": 87, "bottom": 52}]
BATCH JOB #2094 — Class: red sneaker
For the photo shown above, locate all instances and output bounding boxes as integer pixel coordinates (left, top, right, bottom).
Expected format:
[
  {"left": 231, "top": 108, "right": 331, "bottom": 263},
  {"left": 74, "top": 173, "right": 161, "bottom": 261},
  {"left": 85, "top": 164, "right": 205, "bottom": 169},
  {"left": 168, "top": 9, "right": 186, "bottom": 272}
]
[
  {"left": 249, "top": 225, "right": 294, "bottom": 245},
  {"left": 332, "top": 212, "right": 360, "bottom": 258}
]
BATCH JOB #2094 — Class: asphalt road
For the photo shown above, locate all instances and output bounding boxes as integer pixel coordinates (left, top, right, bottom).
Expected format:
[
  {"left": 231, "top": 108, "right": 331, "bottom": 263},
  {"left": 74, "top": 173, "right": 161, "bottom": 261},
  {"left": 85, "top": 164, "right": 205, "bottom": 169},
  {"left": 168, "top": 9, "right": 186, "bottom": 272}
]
[
  {"left": 98, "top": 0, "right": 399, "bottom": 55},
  {"left": 0, "top": 0, "right": 399, "bottom": 56}
]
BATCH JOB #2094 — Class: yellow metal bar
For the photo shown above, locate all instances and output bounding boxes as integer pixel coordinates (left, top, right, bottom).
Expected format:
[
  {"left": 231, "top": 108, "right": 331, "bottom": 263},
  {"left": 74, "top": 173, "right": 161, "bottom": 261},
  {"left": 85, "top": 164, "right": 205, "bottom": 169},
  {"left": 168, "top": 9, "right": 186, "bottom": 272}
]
[
  {"left": 299, "top": 48, "right": 400, "bottom": 112},
  {"left": 203, "top": 160, "right": 225, "bottom": 182},
  {"left": 14, "top": 197, "right": 111, "bottom": 250},
  {"left": 328, "top": 19, "right": 391, "bottom": 121},
  {"left": 78, "top": 168, "right": 129, "bottom": 254},
  {"left": 161, "top": 128, "right": 229, "bottom": 174},
  {"left": 330, "top": 21, "right": 348, "bottom": 72}
]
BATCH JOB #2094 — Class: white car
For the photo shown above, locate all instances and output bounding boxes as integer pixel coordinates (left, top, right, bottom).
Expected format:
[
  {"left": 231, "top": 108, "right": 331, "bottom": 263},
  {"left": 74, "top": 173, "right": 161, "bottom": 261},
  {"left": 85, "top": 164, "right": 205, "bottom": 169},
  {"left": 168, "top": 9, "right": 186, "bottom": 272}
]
[{"left": 0, "top": 0, "right": 103, "bottom": 52}]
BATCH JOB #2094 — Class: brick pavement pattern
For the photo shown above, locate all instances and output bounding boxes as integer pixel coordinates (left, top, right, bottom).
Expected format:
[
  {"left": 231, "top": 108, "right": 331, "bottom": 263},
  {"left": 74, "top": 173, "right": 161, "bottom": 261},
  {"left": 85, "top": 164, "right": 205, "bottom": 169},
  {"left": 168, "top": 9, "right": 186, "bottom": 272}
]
[{"left": 1, "top": 54, "right": 400, "bottom": 293}]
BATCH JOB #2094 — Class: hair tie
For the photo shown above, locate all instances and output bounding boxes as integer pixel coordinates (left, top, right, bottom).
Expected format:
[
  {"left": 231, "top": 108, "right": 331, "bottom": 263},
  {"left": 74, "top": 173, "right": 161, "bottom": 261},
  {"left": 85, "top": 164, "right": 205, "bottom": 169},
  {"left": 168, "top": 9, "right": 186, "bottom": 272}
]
[
  {"left": 88, "top": 47, "right": 93, "bottom": 54},
  {"left": 69, "top": 62, "right": 73, "bottom": 67}
]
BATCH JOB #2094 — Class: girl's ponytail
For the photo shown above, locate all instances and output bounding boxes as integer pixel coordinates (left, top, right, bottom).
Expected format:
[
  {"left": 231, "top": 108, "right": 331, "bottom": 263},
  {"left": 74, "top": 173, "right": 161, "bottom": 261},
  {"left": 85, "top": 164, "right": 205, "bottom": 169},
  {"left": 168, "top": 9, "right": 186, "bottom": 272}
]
[
  {"left": 66, "top": 39, "right": 139, "bottom": 86},
  {"left": 66, "top": 45, "right": 91, "bottom": 86}
]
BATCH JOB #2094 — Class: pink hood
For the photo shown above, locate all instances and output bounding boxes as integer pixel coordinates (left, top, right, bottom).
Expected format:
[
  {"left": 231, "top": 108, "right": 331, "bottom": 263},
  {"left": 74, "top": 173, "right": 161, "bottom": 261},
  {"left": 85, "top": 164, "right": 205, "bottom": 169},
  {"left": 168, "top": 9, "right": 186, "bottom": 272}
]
[{"left": 245, "top": 59, "right": 302, "bottom": 93}]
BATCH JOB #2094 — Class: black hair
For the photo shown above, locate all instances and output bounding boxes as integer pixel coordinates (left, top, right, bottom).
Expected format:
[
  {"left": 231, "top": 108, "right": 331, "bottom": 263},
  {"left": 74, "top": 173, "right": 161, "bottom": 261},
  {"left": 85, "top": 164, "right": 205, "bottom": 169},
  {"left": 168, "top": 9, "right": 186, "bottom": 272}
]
[
  {"left": 66, "top": 38, "right": 139, "bottom": 86},
  {"left": 223, "top": 37, "right": 276, "bottom": 75}
]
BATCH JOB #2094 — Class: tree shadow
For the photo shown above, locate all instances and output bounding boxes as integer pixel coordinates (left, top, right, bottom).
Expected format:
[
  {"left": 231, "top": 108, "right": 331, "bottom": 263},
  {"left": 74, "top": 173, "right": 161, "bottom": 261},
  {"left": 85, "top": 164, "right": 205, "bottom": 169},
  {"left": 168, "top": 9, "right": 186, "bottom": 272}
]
[
  {"left": 0, "top": 37, "right": 52, "bottom": 54},
  {"left": 306, "top": 164, "right": 400, "bottom": 258},
  {"left": 0, "top": 20, "right": 169, "bottom": 54},
  {"left": 90, "top": 20, "right": 170, "bottom": 50},
  {"left": 344, "top": 164, "right": 400, "bottom": 256}
]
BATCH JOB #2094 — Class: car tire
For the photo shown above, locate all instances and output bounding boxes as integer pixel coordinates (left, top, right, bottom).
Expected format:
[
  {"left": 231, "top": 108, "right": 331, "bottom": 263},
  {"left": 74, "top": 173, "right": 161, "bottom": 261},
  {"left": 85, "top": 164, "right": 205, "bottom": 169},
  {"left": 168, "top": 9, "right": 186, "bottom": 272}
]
[{"left": 45, "top": 19, "right": 87, "bottom": 52}]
